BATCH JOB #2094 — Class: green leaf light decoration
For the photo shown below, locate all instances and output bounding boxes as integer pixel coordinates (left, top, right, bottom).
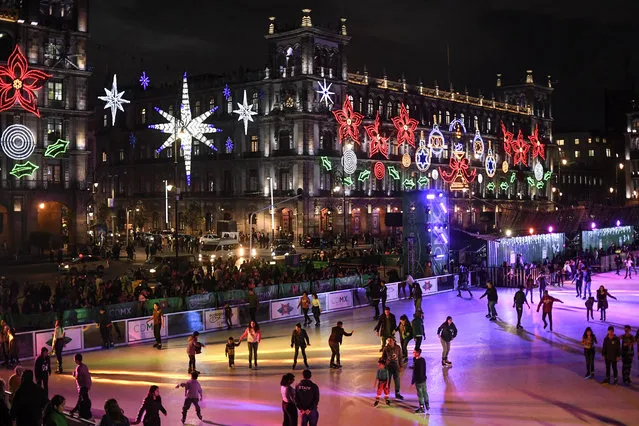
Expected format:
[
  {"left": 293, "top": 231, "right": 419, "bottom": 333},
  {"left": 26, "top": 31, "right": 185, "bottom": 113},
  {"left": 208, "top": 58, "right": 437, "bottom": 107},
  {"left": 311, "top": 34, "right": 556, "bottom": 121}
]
[
  {"left": 10, "top": 161, "right": 39, "bottom": 178},
  {"left": 536, "top": 181, "right": 545, "bottom": 189},
  {"left": 486, "top": 182, "right": 496, "bottom": 191},
  {"left": 509, "top": 172, "right": 516, "bottom": 184},
  {"left": 387, "top": 165, "right": 400, "bottom": 180},
  {"left": 543, "top": 171, "right": 552, "bottom": 181},
  {"left": 527, "top": 177, "right": 536, "bottom": 187},
  {"left": 417, "top": 175, "right": 429, "bottom": 187},
  {"left": 357, "top": 170, "right": 370, "bottom": 182},
  {"left": 500, "top": 181, "right": 509, "bottom": 191},
  {"left": 343, "top": 176, "right": 353, "bottom": 187},
  {"left": 44, "top": 139, "right": 70, "bottom": 158},
  {"left": 320, "top": 156, "right": 332, "bottom": 171},
  {"left": 403, "top": 178, "right": 416, "bottom": 190}
]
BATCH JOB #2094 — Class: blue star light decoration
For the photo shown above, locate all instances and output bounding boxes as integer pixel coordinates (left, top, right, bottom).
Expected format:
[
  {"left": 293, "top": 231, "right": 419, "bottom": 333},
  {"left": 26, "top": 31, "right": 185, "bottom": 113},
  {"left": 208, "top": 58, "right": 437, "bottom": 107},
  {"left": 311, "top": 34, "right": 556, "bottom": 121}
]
[
  {"left": 225, "top": 137, "right": 234, "bottom": 153},
  {"left": 129, "top": 133, "right": 136, "bottom": 148},
  {"left": 139, "top": 71, "right": 150, "bottom": 90},
  {"left": 316, "top": 78, "right": 334, "bottom": 107},
  {"left": 415, "top": 136, "right": 431, "bottom": 172},
  {"left": 223, "top": 84, "right": 231, "bottom": 100},
  {"left": 233, "top": 89, "right": 258, "bottom": 135},
  {"left": 149, "top": 73, "right": 220, "bottom": 187},
  {"left": 98, "top": 74, "right": 130, "bottom": 126}
]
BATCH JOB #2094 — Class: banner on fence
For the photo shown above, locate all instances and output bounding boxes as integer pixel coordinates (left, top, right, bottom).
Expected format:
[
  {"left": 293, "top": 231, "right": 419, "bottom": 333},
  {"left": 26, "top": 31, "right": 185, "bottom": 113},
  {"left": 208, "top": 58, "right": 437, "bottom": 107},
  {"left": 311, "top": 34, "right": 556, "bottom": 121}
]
[
  {"left": 35, "top": 326, "right": 82, "bottom": 353},
  {"left": 385, "top": 283, "right": 399, "bottom": 301},
  {"left": 186, "top": 293, "right": 215, "bottom": 310},
  {"left": 270, "top": 297, "right": 301, "bottom": 321},
  {"left": 417, "top": 278, "right": 438, "bottom": 295},
  {"left": 313, "top": 279, "right": 333, "bottom": 294},
  {"left": 204, "top": 307, "right": 239, "bottom": 330},
  {"left": 107, "top": 302, "right": 137, "bottom": 321},
  {"left": 326, "top": 290, "right": 353, "bottom": 311},
  {"left": 127, "top": 318, "right": 168, "bottom": 342},
  {"left": 335, "top": 275, "right": 361, "bottom": 290}
]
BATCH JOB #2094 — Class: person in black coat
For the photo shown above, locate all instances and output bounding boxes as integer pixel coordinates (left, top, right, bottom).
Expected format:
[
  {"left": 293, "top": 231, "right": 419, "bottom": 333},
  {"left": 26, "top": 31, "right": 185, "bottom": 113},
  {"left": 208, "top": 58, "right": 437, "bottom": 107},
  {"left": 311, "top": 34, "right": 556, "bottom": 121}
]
[
  {"left": 133, "top": 385, "right": 167, "bottom": 426},
  {"left": 374, "top": 307, "right": 398, "bottom": 352},
  {"left": 328, "top": 321, "right": 354, "bottom": 368},
  {"left": 479, "top": 282, "right": 498, "bottom": 320},
  {"left": 437, "top": 316, "right": 458, "bottom": 367},
  {"left": 379, "top": 281, "right": 388, "bottom": 312},
  {"left": 602, "top": 326, "right": 621, "bottom": 384},
  {"left": 291, "top": 323, "right": 311, "bottom": 369},
  {"left": 34, "top": 347, "right": 51, "bottom": 397},
  {"left": 368, "top": 275, "right": 381, "bottom": 320},
  {"left": 10, "top": 369, "right": 48, "bottom": 426}
]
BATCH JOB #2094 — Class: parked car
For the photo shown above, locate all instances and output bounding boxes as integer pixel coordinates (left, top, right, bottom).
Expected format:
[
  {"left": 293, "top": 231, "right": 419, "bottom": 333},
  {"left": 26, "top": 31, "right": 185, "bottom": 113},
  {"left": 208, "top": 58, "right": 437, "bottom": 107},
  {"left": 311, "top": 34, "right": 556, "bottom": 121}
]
[
  {"left": 303, "top": 236, "right": 332, "bottom": 249},
  {"left": 59, "top": 255, "right": 110, "bottom": 275},
  {"left": 199, "top": 240, "right": 244, "bottom": 264},
  {"left": 142, "top": 253, "right": 200, "bottom": 281},
  {"left": 271, "top": 244, "right": 296, "bottom": 260}
]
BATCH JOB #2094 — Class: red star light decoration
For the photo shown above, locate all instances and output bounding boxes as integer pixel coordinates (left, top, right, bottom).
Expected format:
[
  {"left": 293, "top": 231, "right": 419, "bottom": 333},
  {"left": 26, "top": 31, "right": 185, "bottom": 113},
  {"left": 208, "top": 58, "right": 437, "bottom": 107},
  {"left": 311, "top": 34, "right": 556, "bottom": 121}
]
[
  {"left": 392, "top": 103, "right": 418, "bottom": 147},
  {"left": 332, "top": 96, "right": 363, "bottom": 144},
  {"left": 365, "top": 112, "right": 389, "bottom": 159},
  {"left": 528, "top": 124, "right": 545, "bottom": 160},
  {"left": 511, "top": 130, "right": 530, "bottom": 166},
  {"left": 501, "top": 122, "right": 514, "bottom": 156},
  {"left": 0, "top": 45, "right": 51, "bottom": 117}
]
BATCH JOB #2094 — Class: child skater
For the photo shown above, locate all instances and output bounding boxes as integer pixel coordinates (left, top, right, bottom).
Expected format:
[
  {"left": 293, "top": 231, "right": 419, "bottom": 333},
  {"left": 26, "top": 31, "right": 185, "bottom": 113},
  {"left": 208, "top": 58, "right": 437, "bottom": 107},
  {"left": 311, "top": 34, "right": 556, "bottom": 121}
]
[
  {"left": 373, "top": 358, "right": 390, "bottom": 407},
  {"left": 585, "top": 296, "right": 595, "bottom": 321},
  {"left": 225, "top": 337, "right": 241, "bottom": 368},
  {"left": 176, "top": 371, "right": 203, "bottom": 423}
]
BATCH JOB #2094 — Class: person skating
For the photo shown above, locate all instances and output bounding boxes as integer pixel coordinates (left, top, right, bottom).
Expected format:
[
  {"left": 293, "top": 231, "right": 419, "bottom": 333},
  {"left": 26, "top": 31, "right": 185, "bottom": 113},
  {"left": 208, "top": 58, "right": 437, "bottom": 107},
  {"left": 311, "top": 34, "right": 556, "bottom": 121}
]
[
  {"left": 479, "top": 281, "right": 498, "bottom": 321},
  {"left": 574, "top": 268, "right": 583, "bottom": 298},
  {"left": 145, "top": 303, "right": 164, "bottom": 350},
  {"left": 602, "top": 326, "right": 621, "bottom": 385},
  {"left": 96, "top": 306, "right": 113, "bottom": 349},
  {"left": 34, "top": 346, "right": 51, "bottom": 397},
  {"left": 99, "top": 398, "right": 131, "bottom": 425},
  {"left": 456, "top": 272, "right": 473, "bottom": 298},
  {"left": 186, "top": 331, "right": 204, "bottom": 374},
  {"left": 374, "top": 307, "right": 397, "bottom": 352},
  {"left": 585, "top": 296, "right": 595, "bottom": 321},
  {"left": 411, "top": 348, "right": 429, "bottom": 413},
  {"left": 398, "top": 314, "right": 413, "bottom": 364},
  {"left": 73, "top": 353, "right": 92, "bottom": 418},
  {"left": 373, "top": 359, "right": 390, "bottom": 407},
  {"left": 311, "top": 293, "right": 321, "bottom": 327},
  {"left": 52, "top": 319, "right": 65, "bottom": 373},
  {"left": 225, "top": 337, "right": 241, "bottom": 368},
  {"left": 583, "top": 268, "right": 593, "bottom": 299},
  {"left": 298, "top": 292, "right": 312, "bottom": 327},
  {"left": 413, "top": 281, "right": 423, "bottom": 313},
  {"left": 69, "top": 385, "right": 92, "bottom": 420},
  {"left": 537, "top": 273, "right": 548, "bottom": 301},
  {"left": 624, "top": 256, "right": 633, "bottom": 279},
  {"left": 295, "top": 369, "right": 320, "bottom": 426},
  {"left": 524, "top": 273, "right": 535, "bottom": 304},
  {"left": 381, "top": 337, "right": 404, "bottom": 400},
  {"left": 367, "top": 275, "right": 381, "bottom": 320},
  {"left": 596, "top": 285, "right": 617, "bottom": 321},
  {"left": 380, "top": 281, "right": 388, "bottom": 312},
  {"left": 291, "top": 323, "right": 311, "bottom": 369},
  {"left": 247, "top": 290, "right": 259, "bottom": 323},
  {"left": 176, "top": 371, "right": 203, "bottom": 424},
  {"left": 620, "top": 325, "right": 635, "bottom": 385},
  {"left": 239, "top": 321, "right": 261, "bottom": 368},
  {"left": 437, "top": 316, "right": 457, "bottom": 367},
  {"left": 328, "top": 321, "right": 353, "bottom": 369},
  {"left": 513, "top": 286, "right": 530, "bottom": 329},
  {"left": 280, "top": 373, "right": 297, "bottom": 426},
  {"left": 412, "top": 310, "right": 424, "bottom": 352},
  {"left": 582, "top": 327, "right": 597, "bottom": 379},
  {"left": 133, "top": 385, "right": 166, "bottom": 426},
  {"left": 536, "top": 290, "right": 563, "bottom": 332},
  {"left": 10, "top": 369, "right": 48, "bottom": 426},
  {"left": 224, "top": 303, "right": 233, "bottom": 329}
]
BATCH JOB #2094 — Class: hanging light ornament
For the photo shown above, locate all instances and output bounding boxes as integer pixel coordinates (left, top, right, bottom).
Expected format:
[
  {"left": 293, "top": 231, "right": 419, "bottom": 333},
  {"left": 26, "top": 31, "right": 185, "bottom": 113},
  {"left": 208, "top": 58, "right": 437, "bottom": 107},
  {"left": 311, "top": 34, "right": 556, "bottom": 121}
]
[
  {"left": 502, "top": 161, "right": 509, "bottom": 174},
  {"left": 472, "top": 129, "right": 484, "bottom": 159},
  {"left": 341, "top": 147, "right": 357, "bottom": 175},
  {"left": 401, "top": 150, "right": 411, "bottom": 168},
  {"left": 485, "top": 147, "right": 497, "bottom": 178},
  {"left": 533, "top": 159, "right": 544, "bottom": 181},
  {"left": 415, "top": 132, "right": 431, "bottom": 173},
  {"left": 373, "top": 161, "right": 385, "bottom": 180},
  {"left": 427, "top": 125, "right": 445, "bottom": 158}
]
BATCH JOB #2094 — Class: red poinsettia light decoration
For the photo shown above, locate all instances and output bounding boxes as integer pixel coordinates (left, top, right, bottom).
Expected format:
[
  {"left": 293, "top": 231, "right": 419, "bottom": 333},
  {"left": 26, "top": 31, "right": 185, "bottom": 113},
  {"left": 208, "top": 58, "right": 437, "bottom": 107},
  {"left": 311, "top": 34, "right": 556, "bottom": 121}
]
[
  {"left": 511, "top": 130, "right": 531, "bottom": 166},
  {"left": 365, "top": 111, "right": 389, "bottom": 159},
  {"left": 528, "top": 124, "right": 545, "bottom": 160},
  {"left": 392, "top": 103, "right": 418, "bottom": 148},
  {"left": 332, "top": 96, "right": 363, "bottom": 145},
  {"left": 501, "top": 122, "right": 514, "bottom": 156},
  {"left": 0, "top": 45, "right": 51, "bottom": 117}
]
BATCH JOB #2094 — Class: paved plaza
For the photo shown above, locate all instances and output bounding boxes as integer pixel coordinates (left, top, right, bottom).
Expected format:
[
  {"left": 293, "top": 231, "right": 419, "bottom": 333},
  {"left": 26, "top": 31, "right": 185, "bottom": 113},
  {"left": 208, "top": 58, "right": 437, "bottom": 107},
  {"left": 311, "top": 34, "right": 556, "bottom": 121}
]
[{"left": 3, "top": 270, "right": 639, "bottom": 425}]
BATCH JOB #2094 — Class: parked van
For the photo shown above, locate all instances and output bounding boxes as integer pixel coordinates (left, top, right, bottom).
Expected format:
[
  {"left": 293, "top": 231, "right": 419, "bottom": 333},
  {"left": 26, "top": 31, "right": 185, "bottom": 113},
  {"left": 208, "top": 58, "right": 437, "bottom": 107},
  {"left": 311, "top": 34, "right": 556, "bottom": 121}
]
[{"left": 199, "top": 239, "right": 244, "bottom": 263}]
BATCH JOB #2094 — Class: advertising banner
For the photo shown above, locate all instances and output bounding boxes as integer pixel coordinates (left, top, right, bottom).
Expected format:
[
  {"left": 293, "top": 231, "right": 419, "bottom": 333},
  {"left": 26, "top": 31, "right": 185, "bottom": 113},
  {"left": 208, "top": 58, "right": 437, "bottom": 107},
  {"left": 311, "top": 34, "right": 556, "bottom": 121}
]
[
  {"left": 204, "top": 307, "right": 240, "bottom": 331},
  {"left": 35, "top": 326, "right": 83, "bottom": 353},
  {"left": 186, "top": 293, "right": 215, "bottom": 310},
  {"left": 313, "top": 279, "right": 333, "bottom": 294},
  {"left": 127, "top": 318, "right": 168, "bottom": 342},
  {"left": 270, "top": 297, "right": 302, "bottom": 321},
  {"left": 107, "top": 302, "right": 137, "bottom": 321},
  {"left": 326, "top": 290, "right": 353, "bottom": 311},
  {"left": 385, "top": 283, "right": 399, "bottom": 301},
  {"left": 417, "top": 278, "right": 438, "bottom": 295}
]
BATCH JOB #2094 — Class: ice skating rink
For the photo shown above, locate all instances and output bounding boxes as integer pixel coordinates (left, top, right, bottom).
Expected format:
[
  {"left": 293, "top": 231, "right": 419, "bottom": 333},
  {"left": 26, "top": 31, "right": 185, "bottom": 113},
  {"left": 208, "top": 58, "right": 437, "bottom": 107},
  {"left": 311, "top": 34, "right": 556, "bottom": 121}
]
[{"left": 4, "top": 271, "right": 639, "bottom": 425}]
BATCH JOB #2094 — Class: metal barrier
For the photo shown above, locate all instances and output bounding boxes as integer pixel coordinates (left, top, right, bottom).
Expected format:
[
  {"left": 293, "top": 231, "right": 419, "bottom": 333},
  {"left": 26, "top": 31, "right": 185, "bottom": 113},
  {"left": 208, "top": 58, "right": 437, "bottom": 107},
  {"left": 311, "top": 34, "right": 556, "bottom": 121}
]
[
  {"left": 485, "top": 267, "right": 542, "bottom": 288},
  {"left": 3, "top": 390, "right": 97, "bottom": 425}
]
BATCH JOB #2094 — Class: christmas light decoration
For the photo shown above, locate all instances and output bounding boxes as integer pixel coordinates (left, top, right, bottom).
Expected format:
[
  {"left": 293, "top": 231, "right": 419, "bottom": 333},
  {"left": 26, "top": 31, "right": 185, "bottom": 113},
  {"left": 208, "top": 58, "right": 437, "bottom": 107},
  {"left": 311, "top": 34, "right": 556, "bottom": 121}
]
[
  {"left": 527, "top": 177, "right": 536, "bottom": 187},
  {"left": 139, "top": 71, "right": 150, "bottom": 90},
  {"left": 365, "top": 112, "right": 389, "bottom": 159},
  {"left": 431, "top": 169, "right": 439, "bottom": 181},
  {"left": 332, "top": 96, "right": 363, "bottom": 144},
  {"left": 511, "top": 130, "right": 530, "bottom": 166},
  {"left": 374, "top": 161, "right": 385, "bottom": 180},
  {"left": 99, "top": 74, "right": 130, "bottom": 126},
  {"left": 129, "top": 133, "right": 136, "bottom": 148},
  {"left": 415, "top": 134, "right": 431, "bottom": 172},
  {"left": 485, "top": 147, "right": 497, "bottom": 178},
  {"left": 392, "top": 103, "right": 418, "bottom": 147},
  {"left": 401, "top": 152, "right": 411, "bottom": 168},
  {"left": 536, "top": 181, "right": 545, "bottom": 189},
  {"left": 417, "top": 175, "right": 429, "bottom": 187},
  {"left": 477, "top": 174, "right": 483, "bottom": 184},
  {"left": 316, "top": 79, "right": 334, "bottom": 107},
  {"left": 427, "top": 126, "right": 445, "bottom": 158},
  {"left": 472, "top": 130, "right": 484, "bottom": 159},
  {"left": 225, "top": 137, "right": 234, "bottom": 153},
  {"left": 0, "top": 45, "right": 51, "bottom": 117},
  {"left": 486, "top": 182, "right": 496, "bottom": 191},
  {"left": 44, "top": 139, "right": 69, "bottom": 158},
  {"left": 502, "top": 161, "right": 509, "bottom": 174},
  {"left": 150, "top": 73, "right": 220, "bottom": 186},
  {"left": 223, "top": 84, "right": 231, "bottom": 100},
  {"left": 10, "top": 161, "right": 38, "bottom": 178},
  {"left": 357, "top": 170, "right": 370, "bottom": 182},
  {"left": 343, "top": 176, "right": 353, "bottom": 187},
  {"left": 341, "top": 148, "right": 357, "bottom": 175},
  {"left": 233, "top": 90, "right": 258, "bottom": 135},
  {"left": 387, "top": 165, "right": 400, "bottom": 180},
  {"left": 510, "top": 172, "right": 517, "bottom": 184},
  {"left": 320, "top": 156, "right": 332, "bottom": 171},
  {"left": 543, "top": 171, "right": 552, "bottom": 181},
  {"left": 403, "top": 178, "right": 416, "bottom": 190},
  {"left": 439, "top": 142, "right": 476, "bottom": 191},
  {"left": 448, "top": 118, "right": 466, "bottom": 139},
  {"left": 1, "top": 124, "right": 35, "bottom": 160},
  {"left": 501, "top": 122, "right": 513, "bottom": 156},
  {"left": 500, "top": 181, "right": 509, "bottom": 191},
  {"left": 528, "top": 124, "right": 545, "bottom": 160},
  {"left": 533, "top": 160, "right": 544, "bottom": 181}
]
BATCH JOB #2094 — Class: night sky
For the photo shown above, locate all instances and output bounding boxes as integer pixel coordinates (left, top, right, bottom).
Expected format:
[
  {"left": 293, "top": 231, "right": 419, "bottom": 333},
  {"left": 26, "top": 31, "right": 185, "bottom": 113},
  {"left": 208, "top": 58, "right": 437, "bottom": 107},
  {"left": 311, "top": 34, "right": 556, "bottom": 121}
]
[{"left": 89, "top": 0, "right": 639, "bottom": 132}]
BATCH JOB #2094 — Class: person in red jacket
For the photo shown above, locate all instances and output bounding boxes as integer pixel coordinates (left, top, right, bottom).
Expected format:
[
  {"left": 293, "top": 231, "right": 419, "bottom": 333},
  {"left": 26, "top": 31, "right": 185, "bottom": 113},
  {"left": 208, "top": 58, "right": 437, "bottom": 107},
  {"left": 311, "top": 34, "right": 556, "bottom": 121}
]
[{"left": 536, "top": 290, "right": 563, "bottom": 332}]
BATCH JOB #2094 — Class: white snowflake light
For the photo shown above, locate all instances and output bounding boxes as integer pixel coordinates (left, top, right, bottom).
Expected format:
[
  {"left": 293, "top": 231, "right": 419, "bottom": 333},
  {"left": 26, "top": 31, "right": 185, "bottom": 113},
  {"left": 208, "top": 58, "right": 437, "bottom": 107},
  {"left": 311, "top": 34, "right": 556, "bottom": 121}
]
[
  {"left": 149, "top": 73, "right": 220, "bottom": 186},
  {"left": 342, "top": 148, "right": 357, "bottom": 175},
  {"left": 1, "top": 124, "right": 35, "bottom": 160},
  {"left": 316, "top": 78, "right": 334, "bottom": 107},
  {"left": 98, "top": 74, "right": 129, "bottom": 126},
  {"left": 533, "top": 160, "right": 544, "bottom": 181},
  {"left": 233, "top": 89, "right": 258, "bottom": 135}
]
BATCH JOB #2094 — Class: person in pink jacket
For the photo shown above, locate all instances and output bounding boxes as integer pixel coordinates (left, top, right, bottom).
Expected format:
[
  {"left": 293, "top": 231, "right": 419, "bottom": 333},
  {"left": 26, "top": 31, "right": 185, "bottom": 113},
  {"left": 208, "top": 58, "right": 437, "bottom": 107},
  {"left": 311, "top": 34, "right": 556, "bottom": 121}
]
[{"left": 239, "top": 321, "right": 262, "bottom": 368}]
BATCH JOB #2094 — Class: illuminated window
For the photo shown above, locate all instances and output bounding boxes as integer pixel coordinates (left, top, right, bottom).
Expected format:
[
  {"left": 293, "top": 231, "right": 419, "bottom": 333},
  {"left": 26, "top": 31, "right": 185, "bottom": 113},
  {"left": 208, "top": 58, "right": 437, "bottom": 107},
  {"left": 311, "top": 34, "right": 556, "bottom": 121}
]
[
  {"left": 358, "top": 97, "right": 363, "bottom": 113},
  {"left": 574, "top": 151, "right": 580, "bottom": 158},
  {"left": 386, "top": 102, "right": 392, "bottom": 119},
  {"left": 588, "top": 138, "right": 592, "bottom": 144},
  {"left": 251, "top": 135, "right": 259, "bottom": 152},
  {"left": 47, "top": 81, "right": 63, "bottom": 101},
  {"left": 445, "top": 111, "right": 450, "bottom": 124},
  {"left": 556, "top": 139, "right": 564, "bottom": 146},
  {"left": 487, "top": 117, "right": 491, "bottom": 131},
  {"left": 103, "top": 114, "right": 108, "bottom": 127},
  {"left": 227, "top": 95, "right": 233, "bottom": 114},
  {"left": 209, "top": 98, "right": 215, "bottom": 111},
  {"left": 574, "top": 138, "right": 579, "bottom": 145},
  {"left": 603, "top": 138, "right": 607, "bottom": 143},
  {"left": 140, "top": 108, "right": 146, "bottom": 124},
  {"left": 595, "top": 137, "right": 600, "bottom": 143},
  {"left": 47, "top": 118, "right": 63, "bottom": 141},
  {"left": 606, "top": 148, "right": 611, "bottom": 157},
  {"left": 367, "top": 99, "right": 373, "bottom": 116},
  {"left": 168, "top": 105, "right": 173, "bottom": 116},
  {"left": 252, "top": 92, "right": 259, "bottom": 110},
  {"left": 195, "top": 100, "right": 201, "bottom": 115},
  {"left": 588, "top": 149, "right": 594, "bottom": 157},
  {"left": 102, "top": 152, "right": 107, "bottom": 162},
  {"left": 119, "top": 150, "right": 124, "bottom": 161}
]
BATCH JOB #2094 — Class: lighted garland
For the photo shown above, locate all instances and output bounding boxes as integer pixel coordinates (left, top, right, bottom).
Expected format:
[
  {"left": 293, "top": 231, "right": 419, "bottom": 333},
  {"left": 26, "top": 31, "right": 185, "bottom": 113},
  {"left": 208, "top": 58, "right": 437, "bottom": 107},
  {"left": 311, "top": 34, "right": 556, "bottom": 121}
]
[{"left": 1, "top": 124, "right": 35, "bottom": 160}]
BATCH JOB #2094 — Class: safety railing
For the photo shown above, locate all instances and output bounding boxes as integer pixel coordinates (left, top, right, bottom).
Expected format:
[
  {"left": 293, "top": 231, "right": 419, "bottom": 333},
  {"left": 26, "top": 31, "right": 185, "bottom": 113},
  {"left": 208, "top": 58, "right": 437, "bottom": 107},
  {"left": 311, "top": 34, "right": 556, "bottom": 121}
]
[{"left": 4, "top": 390, "right": 97, "bottom": 425}]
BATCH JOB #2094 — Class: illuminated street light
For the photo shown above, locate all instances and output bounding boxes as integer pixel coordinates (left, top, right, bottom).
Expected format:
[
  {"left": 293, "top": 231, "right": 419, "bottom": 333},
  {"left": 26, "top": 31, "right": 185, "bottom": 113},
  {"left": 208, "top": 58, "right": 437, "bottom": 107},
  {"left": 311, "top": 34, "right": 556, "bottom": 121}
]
[
  {"left": 38, "top": 202, "right": 45, "bottom": 209},
  {"left": 561, "top": 159, "right": 567, "bottom": 166},
  {"left": 505, "top": 229, "right": 512, "bottom": 237},
  {"left": 619, "top": 163, "right": 624, "bottom": 170}
]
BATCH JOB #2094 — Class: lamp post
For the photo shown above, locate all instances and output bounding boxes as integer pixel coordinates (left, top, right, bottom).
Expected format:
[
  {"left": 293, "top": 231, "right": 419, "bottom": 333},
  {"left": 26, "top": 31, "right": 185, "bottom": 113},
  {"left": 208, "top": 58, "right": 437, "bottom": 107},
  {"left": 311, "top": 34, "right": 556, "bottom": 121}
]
[
  {"left": 332, "top": 182, "right": 347, "bottom": 250},
  {"left": 164, "top": 180, "right": 173, "bottom": 230},
  {"left": 267, "top": 176, "right": 274, "bottom": 245},
  {"left": 173, "top": 131, "right": 184, "bottom": 261},
  {"left": 125, "top": 208, "right": 139, "bottom": 245}
]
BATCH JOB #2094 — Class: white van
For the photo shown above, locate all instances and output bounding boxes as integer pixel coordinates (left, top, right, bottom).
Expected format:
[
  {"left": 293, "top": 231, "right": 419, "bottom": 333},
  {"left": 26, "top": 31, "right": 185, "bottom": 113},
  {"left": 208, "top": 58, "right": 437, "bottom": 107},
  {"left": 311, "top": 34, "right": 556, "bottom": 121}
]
[{"left": 199, "top": 239, "right": 244, "bottom": 263}]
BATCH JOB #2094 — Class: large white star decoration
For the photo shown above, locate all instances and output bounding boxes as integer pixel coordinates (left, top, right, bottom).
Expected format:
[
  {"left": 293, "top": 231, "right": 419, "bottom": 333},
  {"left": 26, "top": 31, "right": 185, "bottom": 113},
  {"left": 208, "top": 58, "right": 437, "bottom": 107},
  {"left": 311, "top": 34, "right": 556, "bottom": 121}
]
[
  {"left": 98, "top": 74, "right": 129, "bottom": 126},
  {"left": 316, "top": 78, "right": 334, "bottom": 107},
  {"left": 233, "top": 90, "right": 258, "bottom": 135},
  {"left": 149, "top": 73, "right": 220, "bottom": 186}
]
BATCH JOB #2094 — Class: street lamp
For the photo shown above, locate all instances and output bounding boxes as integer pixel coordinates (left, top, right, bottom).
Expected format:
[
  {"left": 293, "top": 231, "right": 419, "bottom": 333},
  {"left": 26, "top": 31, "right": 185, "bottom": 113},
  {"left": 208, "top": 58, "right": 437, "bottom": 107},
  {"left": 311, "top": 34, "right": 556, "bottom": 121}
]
[
  {"left": 266, "top": 176, "right": 274, "bottom": 245},
  {"left": 38, "top": 202, "right": 45, "bottom": 210},
  {"left": 332, "top": 178, "right": 347, "bottom": 250},
  {"left": 164, "top": 180, "right": 173, "bottom": 230}
]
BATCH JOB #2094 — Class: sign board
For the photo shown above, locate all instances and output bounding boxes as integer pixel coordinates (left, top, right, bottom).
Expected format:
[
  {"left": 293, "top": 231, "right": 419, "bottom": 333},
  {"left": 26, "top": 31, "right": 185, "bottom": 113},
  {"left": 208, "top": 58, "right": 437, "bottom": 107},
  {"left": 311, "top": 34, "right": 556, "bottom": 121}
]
[
  {"left": 385, "top": 283, "right": 399, "bottom": 301},
  {"left": 204, "top": 307, "right": 239, "bottom": 331},
  {"left": 35, "top": 326, "right": 83, "bottom": 354},
  {"left": 127, "top": 318, "right": 168, "bottom": 342},
  {"left": 326, "top": 290, "right": 353, "bottom": 311},
  {"left": 270, "top": 297, "right": 302, "bottom": 321}
]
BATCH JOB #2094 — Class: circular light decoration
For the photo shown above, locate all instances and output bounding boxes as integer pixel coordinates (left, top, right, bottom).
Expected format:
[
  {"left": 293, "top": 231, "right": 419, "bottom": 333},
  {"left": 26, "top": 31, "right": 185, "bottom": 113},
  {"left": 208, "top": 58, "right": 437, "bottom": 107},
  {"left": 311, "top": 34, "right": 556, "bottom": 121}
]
[
  {"left": 415, "top": 145, "right": 431, "bottom": 172},
  {"left": 472, "top": 130, "right": 484, "bottom": 159},
  {"left": 533, "top": 160, "right": 544, "bottom": 181},
  {"left": 341, "top": 148, "right": 357, "bottom": 175},
  {"left": 1, "top": 124, "right": 36, "bottom": 160},
  {"left": 402, "top": 152, "right": 411, "bottom": 168},
  {"left": 373, "top": 161, "right": 385, "bottom": 180},
  {"left": 431, "top": 169, "right": 439, "bottom": 181},
  {"left": 502, "top": 160, "right": 509, "bottom": 174},
  {"left": 428, "top": 125, "right": 445, "bottom": 158},
  {"left": 477, "top": 173, "right": 483, "bottom": 184},
  {"left": 485, "top": 148, "right": 497, "bottom": 178}
]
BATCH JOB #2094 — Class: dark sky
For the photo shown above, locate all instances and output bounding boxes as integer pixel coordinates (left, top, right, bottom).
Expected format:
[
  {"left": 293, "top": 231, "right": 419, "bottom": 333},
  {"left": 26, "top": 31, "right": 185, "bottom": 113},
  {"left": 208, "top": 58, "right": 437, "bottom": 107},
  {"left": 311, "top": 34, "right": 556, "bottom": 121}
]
[{"left": 89, "top": 0, "right": 639, "bottom": 132}]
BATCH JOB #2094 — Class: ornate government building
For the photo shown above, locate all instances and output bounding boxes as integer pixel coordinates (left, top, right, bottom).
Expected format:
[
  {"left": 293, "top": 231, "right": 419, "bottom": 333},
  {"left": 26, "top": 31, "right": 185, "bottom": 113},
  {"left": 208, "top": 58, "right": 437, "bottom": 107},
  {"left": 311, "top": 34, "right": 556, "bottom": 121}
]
[{"left": 95, "top": 10, "right": 556, "bottom": 240}]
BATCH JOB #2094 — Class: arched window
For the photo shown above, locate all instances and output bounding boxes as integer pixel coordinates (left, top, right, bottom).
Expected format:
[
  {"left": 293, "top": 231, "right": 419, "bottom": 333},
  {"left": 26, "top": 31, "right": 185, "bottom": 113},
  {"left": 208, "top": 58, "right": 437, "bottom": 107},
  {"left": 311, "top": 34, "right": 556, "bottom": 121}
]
[
  {"left": 386, "top": 102, "right": 392, "bottom": 119},
  {"left": 460, "top": 113, "right": 465, "bottom": 127},
  {"left": 195, "top": 100, "right": 201, "bottom": 115},
  {"left": 474, "top": 115, "right": 478, "bottom": 131},
  {"left": 445, "top": 111, "right": 450, "bottom": 124},
  {"left": 168, "top": 105, "right": 174, "bottom": 116},
  {"left": 209, "top": 98, "right": 215, "bottom": 111},
  {"left": 321, "top": 131, "right": 333, "bottom": 151},
  {"left": 140, "top": 108, "right": 146, "bottom": 124},
  {"left": 279, "top": 130, "right": 291, "bottom": 151},
  {"left": 227, "top": 95, "right": 233, "bottom": 114},
  {"left": 487, "top": 117, "right": 492, "bottom": 131},
  {"left": 367, "top": 99, "right": 374, "bottom": 116},
  {"left": 252, "top": 92, "right": 259, "bottom": 110},
  {"left": 358, "top": 97, "right": 363, "bottom": 113}
]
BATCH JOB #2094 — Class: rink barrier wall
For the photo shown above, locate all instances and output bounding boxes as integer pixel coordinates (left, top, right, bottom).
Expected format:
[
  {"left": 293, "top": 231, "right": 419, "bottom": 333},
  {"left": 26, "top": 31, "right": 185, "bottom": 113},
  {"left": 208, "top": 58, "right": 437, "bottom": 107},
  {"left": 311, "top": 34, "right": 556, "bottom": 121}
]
[{"left": 11, "top": 274, "right": 456, "bottom": 361}]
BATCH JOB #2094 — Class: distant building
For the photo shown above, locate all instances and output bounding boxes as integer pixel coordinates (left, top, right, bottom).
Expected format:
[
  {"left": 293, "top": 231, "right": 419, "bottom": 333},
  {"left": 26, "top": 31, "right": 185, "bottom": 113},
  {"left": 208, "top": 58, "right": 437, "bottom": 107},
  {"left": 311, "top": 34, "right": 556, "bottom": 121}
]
[{"left": 623, "top": 99, "right": 639, "bottom": 200}]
